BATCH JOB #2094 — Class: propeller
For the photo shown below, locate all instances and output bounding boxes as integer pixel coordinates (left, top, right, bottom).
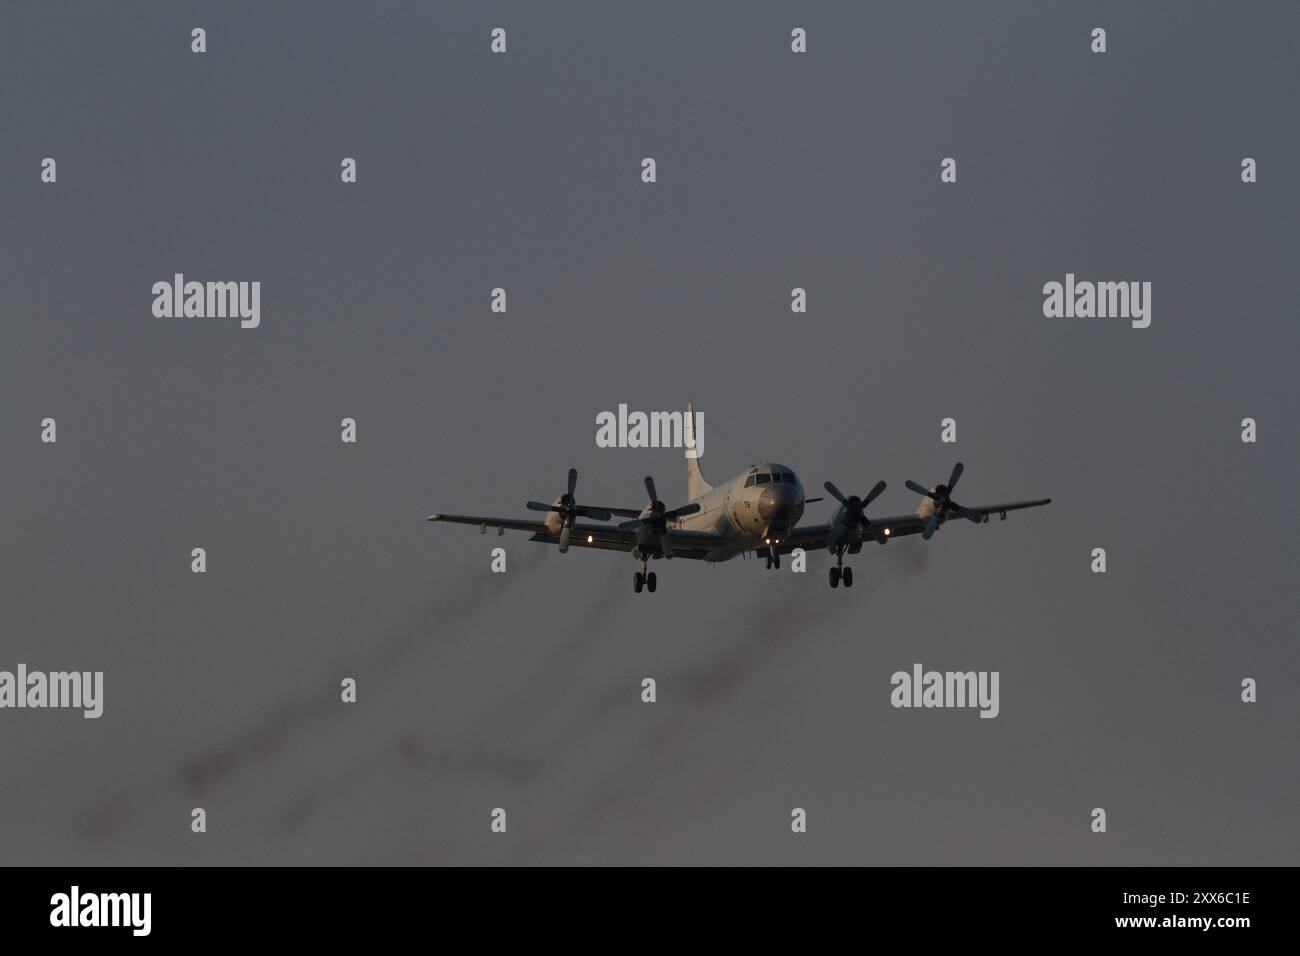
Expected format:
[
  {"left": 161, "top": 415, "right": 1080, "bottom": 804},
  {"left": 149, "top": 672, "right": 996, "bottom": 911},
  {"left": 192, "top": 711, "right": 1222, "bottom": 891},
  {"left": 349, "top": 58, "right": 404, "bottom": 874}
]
[
  {"left": 904, "top": 462, "right": 981, "bottom": 540},
  {"left": 635, "top": 475, "right": 701, "bottom": 557},
  {"left": 525, "top": 468, "right": 616, "bottom": 552},
  {"left": 823, "top": 479, "right": 887, "bottom": 549}
]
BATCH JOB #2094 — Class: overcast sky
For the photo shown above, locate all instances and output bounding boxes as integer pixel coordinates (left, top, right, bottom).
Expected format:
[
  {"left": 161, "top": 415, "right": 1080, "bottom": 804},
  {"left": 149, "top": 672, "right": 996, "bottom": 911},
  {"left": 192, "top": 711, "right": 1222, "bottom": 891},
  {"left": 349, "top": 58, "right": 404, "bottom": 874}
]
[{"left": 1, "top": 0, "right": 1296, "bottom": 864}]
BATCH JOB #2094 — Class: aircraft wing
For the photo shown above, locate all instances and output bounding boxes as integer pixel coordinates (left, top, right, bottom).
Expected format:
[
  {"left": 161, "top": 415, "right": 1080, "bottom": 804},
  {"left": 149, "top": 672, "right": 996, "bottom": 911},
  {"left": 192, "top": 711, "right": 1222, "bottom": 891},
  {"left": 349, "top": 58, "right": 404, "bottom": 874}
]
[
  {"left": 957, "top": 498, "right": 1053, "bottom": 519},
  {"left": 426, "top": 512, "right": 721, "bottom": 560},
  {"left": 427, "top": 512, "right": 558, "bottom": 535},
  {"left": 765, "top": 514, "right": 927, "bottom": 555},
  {"left": 766, "top": 498, "right": 1051, "bottom": 556}
]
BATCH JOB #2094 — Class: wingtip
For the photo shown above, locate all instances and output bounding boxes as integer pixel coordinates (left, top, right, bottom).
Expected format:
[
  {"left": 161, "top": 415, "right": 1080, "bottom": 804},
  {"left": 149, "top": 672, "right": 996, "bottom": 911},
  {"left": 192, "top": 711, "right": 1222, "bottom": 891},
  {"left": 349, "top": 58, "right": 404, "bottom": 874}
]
[{"left": 426, "top": 513, "right": 441, "bottom": 521}]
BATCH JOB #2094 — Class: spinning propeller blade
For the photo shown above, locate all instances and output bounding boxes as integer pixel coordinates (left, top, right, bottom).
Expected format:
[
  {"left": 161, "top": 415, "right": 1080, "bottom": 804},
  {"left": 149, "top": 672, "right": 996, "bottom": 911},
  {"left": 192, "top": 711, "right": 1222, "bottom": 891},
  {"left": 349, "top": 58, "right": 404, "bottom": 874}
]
[
  {"left": 824, "top": 481, "right": 849, "bottom": 505},
  {"left": 528, "top": 467, "right": 619, "bottom": 552},
  {"left": 823, "top": 477, "right": 887, "bottom": 551},
  {"left": 908, "top": 462, "right": 974, "bottom": 540}
]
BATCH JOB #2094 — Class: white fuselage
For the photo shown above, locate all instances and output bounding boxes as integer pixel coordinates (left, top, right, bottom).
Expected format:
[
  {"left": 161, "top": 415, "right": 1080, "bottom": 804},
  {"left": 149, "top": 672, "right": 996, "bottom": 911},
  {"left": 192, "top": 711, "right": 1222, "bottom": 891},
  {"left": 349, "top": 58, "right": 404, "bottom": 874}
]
[{"left": 665, "top": 463, "right": 806, "bottom": 562}]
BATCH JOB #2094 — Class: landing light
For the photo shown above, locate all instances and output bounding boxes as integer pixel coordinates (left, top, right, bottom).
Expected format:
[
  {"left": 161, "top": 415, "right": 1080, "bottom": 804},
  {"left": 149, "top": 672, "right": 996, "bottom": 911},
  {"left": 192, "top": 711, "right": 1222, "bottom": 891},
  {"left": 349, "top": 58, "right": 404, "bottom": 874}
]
[
  {"left": 883, "top": 528, "right": 891, "bottom": 536},
  {"left": 587, "top": 535, "right": 594, "bottom": 543}
]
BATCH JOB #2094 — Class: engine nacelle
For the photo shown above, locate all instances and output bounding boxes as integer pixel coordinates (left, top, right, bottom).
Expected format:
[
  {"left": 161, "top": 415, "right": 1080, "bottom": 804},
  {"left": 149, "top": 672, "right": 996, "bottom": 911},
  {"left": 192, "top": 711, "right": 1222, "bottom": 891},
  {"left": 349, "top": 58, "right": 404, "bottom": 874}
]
[
  {"left": 544, "top": 496, "right": 565, "bottom": 536},
  {"left": 635, "top": 524, "right": 660, "bottom": 552},
  {"left": 915, "top": 491, "right": 938, "bottom": 519}
]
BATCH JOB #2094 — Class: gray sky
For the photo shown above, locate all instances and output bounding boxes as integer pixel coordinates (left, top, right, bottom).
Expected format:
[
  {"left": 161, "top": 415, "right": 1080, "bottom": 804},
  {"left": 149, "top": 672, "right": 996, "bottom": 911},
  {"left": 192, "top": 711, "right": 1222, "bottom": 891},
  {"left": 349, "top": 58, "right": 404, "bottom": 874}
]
[{"left": 1, "top": 0, "right": 1296, "bottom": 865}]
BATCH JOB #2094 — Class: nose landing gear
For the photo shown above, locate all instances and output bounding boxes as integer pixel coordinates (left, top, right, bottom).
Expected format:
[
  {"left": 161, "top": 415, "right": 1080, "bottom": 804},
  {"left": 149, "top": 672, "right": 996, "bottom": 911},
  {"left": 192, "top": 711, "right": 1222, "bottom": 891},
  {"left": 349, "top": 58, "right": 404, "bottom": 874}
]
[{"left": 764, "top": 551, "right": 781, "bottom": 570}]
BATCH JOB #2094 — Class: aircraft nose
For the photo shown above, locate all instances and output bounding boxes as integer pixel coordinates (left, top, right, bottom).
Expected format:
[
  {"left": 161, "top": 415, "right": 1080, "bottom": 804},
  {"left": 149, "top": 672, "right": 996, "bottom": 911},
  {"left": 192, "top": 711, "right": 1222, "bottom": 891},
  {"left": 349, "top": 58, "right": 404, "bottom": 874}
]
[{"left": 758, "top": 485, "right": 795, "bottom": 523}]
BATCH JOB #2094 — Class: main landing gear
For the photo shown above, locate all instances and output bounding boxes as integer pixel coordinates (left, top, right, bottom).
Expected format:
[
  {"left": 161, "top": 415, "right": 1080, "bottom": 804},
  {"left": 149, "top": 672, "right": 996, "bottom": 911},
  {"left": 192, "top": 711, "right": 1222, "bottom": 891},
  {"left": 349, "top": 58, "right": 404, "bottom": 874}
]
[
  {"left": 829, "top": 549, "right": 854, "bottom": 588},
  {"left": 633, "top": 556, "right": 657, "bottom": 594}
]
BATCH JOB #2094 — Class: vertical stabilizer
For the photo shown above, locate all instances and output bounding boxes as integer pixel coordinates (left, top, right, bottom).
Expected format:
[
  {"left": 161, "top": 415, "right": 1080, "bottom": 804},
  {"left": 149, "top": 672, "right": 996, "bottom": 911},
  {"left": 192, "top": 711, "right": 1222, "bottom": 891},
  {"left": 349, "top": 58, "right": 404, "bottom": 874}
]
[{"left": 685, "top": 400, "right": 711, "bottom": 500}]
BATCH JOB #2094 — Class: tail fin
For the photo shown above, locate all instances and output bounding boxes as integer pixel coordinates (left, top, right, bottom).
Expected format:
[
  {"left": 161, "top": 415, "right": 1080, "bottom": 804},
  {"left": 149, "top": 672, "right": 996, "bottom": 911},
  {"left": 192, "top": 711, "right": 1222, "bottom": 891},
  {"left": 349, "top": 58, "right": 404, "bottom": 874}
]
[{"left": 685, "top": 400, "right": 711, "bottom": 500}]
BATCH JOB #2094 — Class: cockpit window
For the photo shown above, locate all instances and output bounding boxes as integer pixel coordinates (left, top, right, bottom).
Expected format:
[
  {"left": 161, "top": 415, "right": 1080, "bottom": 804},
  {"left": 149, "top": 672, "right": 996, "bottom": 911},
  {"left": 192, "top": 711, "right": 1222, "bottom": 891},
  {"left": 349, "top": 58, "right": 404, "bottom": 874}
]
[
  {"left": 782, "top": 471, "right": 797, "bottom": 484},
  {"left": 755, "top": 473, "right": 771, "bottom": 485},
  {"left": 744, "top": 475, "right": 755, "bottom": 488}
]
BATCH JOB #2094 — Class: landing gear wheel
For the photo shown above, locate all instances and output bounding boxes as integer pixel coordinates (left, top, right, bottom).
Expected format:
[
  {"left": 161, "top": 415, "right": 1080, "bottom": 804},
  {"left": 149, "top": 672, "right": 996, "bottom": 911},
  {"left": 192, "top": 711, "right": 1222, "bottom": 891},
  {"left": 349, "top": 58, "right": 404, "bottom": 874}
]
[
  {"left": 764, "top": 555, "right": 772, "bottom": 570},
  {"left": 646, "top": 571, "right": 657, "bottom": 593},
  {"left": 829, "top": 566, "right": 840, "bottom": 588},
  {"left": 633, "top": 571, "right": 644, "bottom": 593},
  {"left": 842, "top": 566, "right": 854, "bottom": 588},
  {"left": 773, "top": 554, "right": 781, "bottom": 569}
]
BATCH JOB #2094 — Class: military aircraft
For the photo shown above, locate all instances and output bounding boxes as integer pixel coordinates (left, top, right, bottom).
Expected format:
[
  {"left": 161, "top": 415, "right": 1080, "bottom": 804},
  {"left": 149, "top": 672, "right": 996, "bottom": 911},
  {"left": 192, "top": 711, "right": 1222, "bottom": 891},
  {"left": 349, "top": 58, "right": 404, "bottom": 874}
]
[{"left": 427, "top": 402, "right": 1051, "bottom": 592}]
